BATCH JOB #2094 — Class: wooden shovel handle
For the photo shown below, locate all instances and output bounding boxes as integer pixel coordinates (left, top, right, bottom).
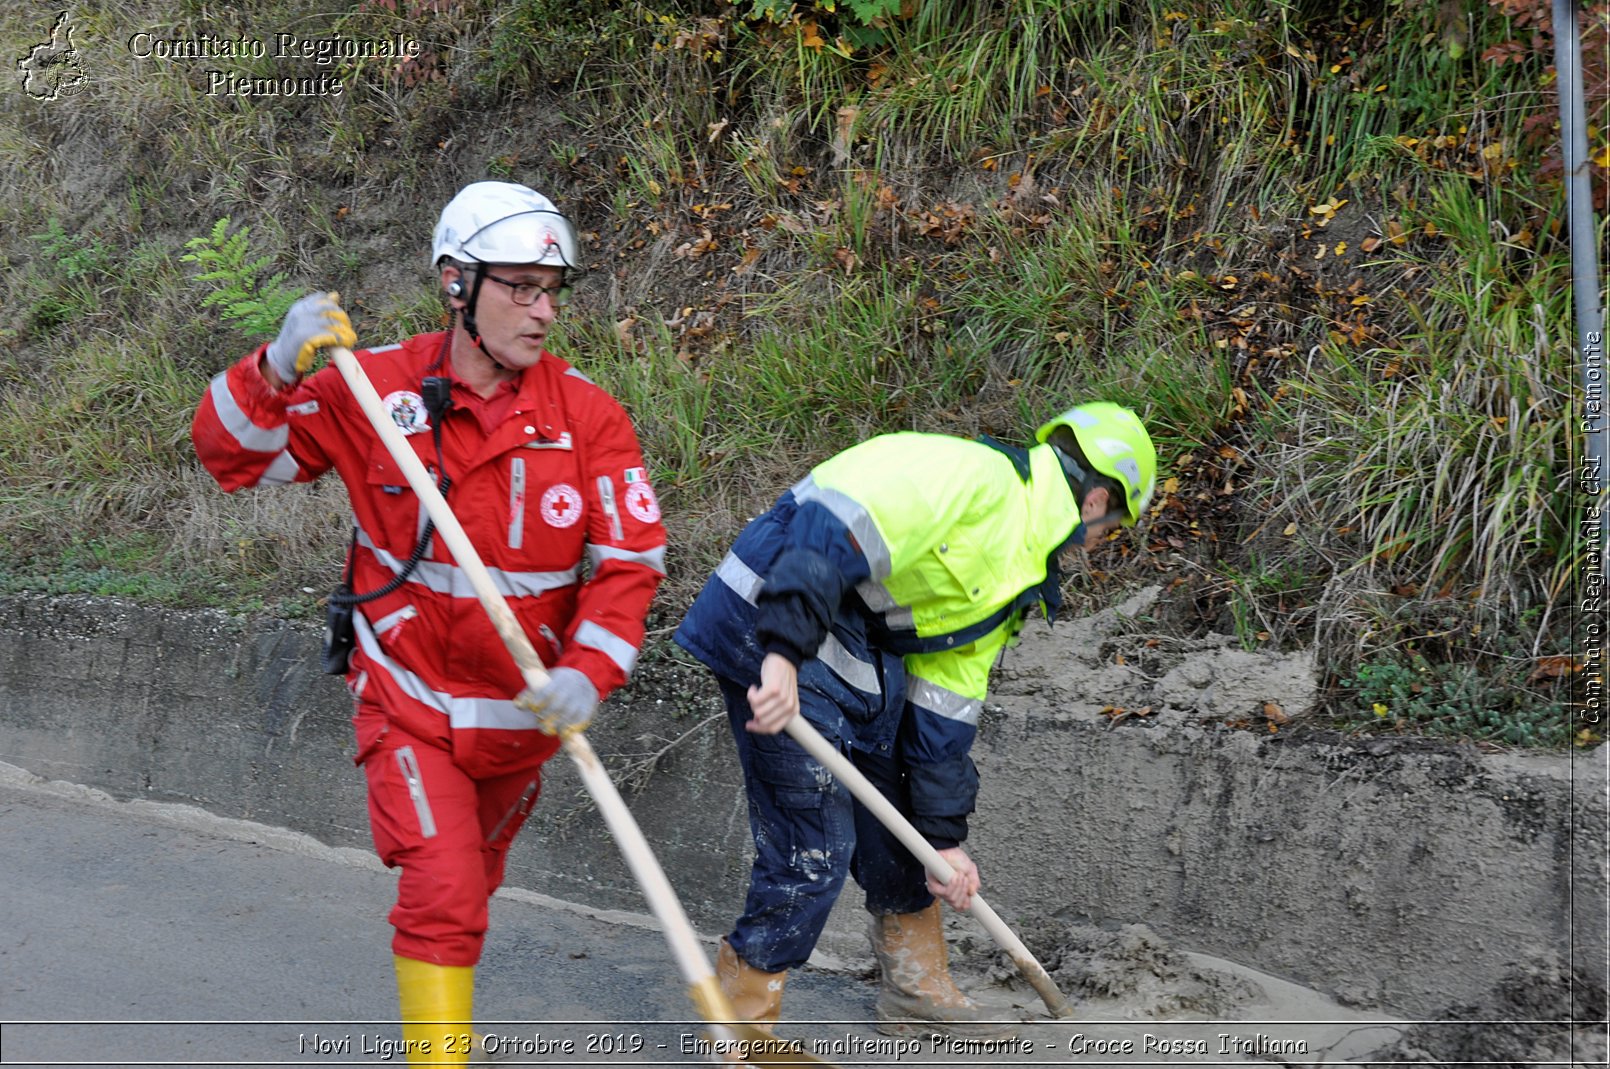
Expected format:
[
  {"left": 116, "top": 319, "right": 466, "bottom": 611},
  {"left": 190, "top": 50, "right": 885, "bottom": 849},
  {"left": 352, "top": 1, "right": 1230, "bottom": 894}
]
[{"left": 783, "top": 715, "right": 1073, "bottom": 1018}]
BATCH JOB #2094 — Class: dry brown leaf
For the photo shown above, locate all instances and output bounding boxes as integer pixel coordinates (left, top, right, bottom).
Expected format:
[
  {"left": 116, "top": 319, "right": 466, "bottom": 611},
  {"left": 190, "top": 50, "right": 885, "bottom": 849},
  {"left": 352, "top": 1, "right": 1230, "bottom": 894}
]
[{"left": 1528, "top": 656, "right": 1583, "bottom": 683}]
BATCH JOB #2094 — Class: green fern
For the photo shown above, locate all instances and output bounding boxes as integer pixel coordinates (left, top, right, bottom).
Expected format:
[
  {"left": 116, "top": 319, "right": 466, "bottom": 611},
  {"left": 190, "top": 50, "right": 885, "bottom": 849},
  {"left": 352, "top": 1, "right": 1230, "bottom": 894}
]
[
  {"left": 844, "top": 0, "right": 901, "bottom": 25},
  {"left": 181, "top": 218, "right": 300, "bottom": 338}
]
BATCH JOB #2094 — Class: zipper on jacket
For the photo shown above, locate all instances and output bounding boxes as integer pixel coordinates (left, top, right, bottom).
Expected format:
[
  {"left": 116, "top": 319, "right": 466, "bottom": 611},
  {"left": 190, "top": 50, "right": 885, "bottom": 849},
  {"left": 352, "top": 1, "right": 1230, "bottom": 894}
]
[
  {"left": 373, "top": 604, "right": 417, "bottom": 636},
  {"left": 486, "top": 779, "right": 539, "bottom": 844},
  {"left": 597, "top": 475, "right": 623, "bottom": 541},
  {"left": 394, "top": 746, "right": 437, "bottom": 839},
  {"left": 509, "top": 457, "right": 527, "bottom": 549},
  {"left": 538, "top": 622, "right": 563, "bottom": 657}
]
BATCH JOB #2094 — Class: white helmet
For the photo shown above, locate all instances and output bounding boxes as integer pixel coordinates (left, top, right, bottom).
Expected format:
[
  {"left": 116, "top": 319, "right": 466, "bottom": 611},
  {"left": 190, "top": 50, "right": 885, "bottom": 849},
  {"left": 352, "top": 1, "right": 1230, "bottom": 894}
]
[{"left": 431, "top": 182, "right": 580, "bottom": 270}]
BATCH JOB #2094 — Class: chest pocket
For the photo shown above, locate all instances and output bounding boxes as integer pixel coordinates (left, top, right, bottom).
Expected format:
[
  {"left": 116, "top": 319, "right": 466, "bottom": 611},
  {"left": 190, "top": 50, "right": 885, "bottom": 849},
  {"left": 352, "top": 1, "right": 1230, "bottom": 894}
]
[
  {"left": 361, "top": 446, "right": 429, "bottom": 555},
  {"left": 927, "top": 538, "right": 998, "bottom": 605},
  {"left": 505, "top": 445, "right": 587, "bottom": 562}
]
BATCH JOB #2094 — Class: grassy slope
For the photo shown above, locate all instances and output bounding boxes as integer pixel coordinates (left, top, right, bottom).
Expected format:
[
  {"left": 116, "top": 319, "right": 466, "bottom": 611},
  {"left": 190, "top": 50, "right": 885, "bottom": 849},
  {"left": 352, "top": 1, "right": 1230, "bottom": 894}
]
[{"left": 0, "top": 0, "right": 1601, "bottom": 746}]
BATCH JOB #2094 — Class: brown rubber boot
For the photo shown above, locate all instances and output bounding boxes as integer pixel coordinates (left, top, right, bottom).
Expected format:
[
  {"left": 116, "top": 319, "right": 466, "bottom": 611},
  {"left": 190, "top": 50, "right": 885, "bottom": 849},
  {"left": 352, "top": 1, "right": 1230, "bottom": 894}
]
[
  {"left": 869, "top": 902, "right": 1019, "bottom": 1038},
  {"left": 716, "top": 937, "right": 787, "bottom": 1026}
]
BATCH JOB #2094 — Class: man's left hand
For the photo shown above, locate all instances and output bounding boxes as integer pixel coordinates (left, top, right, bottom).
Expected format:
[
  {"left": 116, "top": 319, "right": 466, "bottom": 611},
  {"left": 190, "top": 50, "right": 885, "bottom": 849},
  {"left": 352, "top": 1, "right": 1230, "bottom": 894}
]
[{"left": 516, "top": 667, "right": 599, "bottom": 738}]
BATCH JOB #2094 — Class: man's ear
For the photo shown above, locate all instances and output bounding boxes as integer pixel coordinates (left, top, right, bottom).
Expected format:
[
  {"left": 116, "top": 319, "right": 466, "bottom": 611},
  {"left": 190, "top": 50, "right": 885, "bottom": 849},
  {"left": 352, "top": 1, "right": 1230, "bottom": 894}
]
[
  {"left": 440, "top": 265, "right": 465, "bottom": 309},
  {"left": 1081, "top": 485, "right": 1111, "bottom": 521}
]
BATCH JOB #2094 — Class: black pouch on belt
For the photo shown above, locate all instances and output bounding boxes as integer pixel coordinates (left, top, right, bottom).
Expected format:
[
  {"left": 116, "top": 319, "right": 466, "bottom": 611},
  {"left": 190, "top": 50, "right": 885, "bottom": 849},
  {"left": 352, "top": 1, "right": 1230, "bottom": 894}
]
[
  {"left": 322, "top": 528, "right": 361, "bottom": 675},
  {"left": 321, "top": 509, "right": 441, "bottom": 675},
  {"left": 323, "top": 584, "right": 358, "bottom": 675}
]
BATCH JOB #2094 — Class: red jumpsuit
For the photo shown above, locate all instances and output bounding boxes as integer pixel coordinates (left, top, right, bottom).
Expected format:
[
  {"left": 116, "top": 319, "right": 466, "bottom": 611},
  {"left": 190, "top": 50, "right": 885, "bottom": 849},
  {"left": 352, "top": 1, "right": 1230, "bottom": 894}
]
[{"left": 192, "top": 332, "right": 667, "bottom": 964}]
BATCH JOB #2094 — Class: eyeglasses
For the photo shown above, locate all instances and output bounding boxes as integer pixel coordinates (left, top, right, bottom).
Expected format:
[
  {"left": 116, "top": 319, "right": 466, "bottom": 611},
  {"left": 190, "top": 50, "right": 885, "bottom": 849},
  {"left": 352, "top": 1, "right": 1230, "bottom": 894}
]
[{"left": 480, "top": 270, "right": 572, "bottom": 308}]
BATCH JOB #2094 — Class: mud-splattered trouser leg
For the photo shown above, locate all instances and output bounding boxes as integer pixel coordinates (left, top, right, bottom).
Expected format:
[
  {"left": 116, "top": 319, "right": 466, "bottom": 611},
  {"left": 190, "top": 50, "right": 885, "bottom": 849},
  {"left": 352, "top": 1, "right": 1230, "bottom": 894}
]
[
  {"left": 721, "top": 677, "right": 855, "bottom": 973},
  {"left": 720, "top": 679, "right": 930, "bottom": 972}
]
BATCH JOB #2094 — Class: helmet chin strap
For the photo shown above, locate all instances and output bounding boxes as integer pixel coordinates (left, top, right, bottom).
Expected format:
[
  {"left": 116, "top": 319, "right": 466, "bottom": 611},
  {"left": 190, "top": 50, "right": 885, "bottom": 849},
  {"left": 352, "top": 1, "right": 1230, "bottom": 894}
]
[
  {"left": 456, "top": 270, "right": 508, "bottom": 372},
  {"left": 1049, "top": 442, "right": 1100, "bottom": 549}
]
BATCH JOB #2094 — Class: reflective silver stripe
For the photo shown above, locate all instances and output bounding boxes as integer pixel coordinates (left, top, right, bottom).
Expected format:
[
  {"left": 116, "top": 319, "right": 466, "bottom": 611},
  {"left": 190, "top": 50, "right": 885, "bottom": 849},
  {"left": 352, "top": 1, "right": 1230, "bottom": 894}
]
[
  {"left": 714, "top": 551, "right": 879, "bottom": 693},
  {"left": 394, "top": 746, "right": 437, "bottom": 839},
  {"left": 907, "top": 677, "right": 981, "bottom": 726},
  {"left": 792, "top": 474, "right": 892, "bottom": 579},
  {"left": 371, "top": 604, "right": 417, "bottom": 635},
  {"left": 367, "top": 343, "right": 403, "bottom": 354},
  {"left": 817, "top": 633, "right": 881, "bottom": 695},
  {"left": 259, "top": 450, "right": 303, "bottom": 486},
  {"left": 575, "top": 619, "right": 638, "bottom": 675},
  {"left": 564, "top": 367, "right": 595, "bottom": 385},
  {"left": 715, "top": 551, "right": 763, "bottom": 605},
  {"left": 856, "top": 578, "right": 907, "bottom": 619},
  {"left": 209, "top": 371, "right": 288, "bottom": 453},
  {"left": 587, "top": 542, "right": 667, "bottom": 575},
  {"left": 354, "top": 614, "right": 543, "bottom": 730},
  {"left": 509, "top": 457, "right": 526, "bottom": 550},
  {"left": 355, "top": 527, "right": 580, "bottom": 598}
]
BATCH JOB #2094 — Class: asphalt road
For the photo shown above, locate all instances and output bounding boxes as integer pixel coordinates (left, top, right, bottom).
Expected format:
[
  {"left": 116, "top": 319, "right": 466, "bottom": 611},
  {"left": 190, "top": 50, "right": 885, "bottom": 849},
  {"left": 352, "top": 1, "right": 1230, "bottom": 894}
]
[
  {"left": 0, "top": 770, "right": 1402, "bottom": 1068},
  {"left": 0, "top": 773, "right": 900, "bottom": 1067}
]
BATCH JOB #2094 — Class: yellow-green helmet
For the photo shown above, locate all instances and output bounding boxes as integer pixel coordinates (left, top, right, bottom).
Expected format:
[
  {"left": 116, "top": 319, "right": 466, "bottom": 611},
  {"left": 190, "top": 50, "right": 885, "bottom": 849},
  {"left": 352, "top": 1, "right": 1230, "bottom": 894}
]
[{"left": 1035, "top": 402, "right": 1157, "bottom": 526}]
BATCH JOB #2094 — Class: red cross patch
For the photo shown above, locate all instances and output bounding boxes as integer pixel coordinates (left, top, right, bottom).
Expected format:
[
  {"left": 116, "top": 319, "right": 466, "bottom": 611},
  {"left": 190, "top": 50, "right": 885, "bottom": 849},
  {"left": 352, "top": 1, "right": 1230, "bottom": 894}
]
[
  {"left": 540, "top": 483, "right": 582, "bottom": 528},
  {"left": 624, "top": 481, "right": 661, "bottom": 523}
]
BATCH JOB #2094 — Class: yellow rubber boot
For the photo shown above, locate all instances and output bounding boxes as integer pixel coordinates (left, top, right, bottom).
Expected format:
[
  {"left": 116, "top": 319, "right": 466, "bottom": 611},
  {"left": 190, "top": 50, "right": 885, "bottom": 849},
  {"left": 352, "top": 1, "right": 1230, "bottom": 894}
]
[{"left": 394, "top": 955, "right": 476, "bottom": 1065}]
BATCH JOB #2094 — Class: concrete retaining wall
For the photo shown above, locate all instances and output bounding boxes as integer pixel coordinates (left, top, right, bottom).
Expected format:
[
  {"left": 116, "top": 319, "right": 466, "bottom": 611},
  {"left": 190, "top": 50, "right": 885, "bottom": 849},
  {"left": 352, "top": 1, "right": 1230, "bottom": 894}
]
[{"left": 0, "top": 593, "right": 1602, "bottom": 1018}]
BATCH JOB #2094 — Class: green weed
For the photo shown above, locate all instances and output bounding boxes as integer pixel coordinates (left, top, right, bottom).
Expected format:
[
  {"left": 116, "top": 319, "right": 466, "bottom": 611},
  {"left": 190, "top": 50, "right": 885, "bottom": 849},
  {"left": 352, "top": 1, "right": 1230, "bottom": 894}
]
[
  {"left": 182, "top": 218, "right": 302, "bottom": 338},
  {"left": 1337, "top": 649, "right": 1569, "bottom": 747}
]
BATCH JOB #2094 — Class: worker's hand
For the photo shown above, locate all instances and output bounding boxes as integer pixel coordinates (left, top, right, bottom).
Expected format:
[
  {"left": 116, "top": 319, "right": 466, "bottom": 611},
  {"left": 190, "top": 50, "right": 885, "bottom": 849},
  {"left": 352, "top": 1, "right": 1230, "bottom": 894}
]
[
  {"left": 264, "top": 291, "right": 356, "bottom": 387},
  {"left": 927, "top": 846, "right": 981, "bottom": 911},
  {"left": 746, "top": 652, "right": 799, "bottom": 734},
  {"left": 515, "top": 667, "right": 599, "bottom": 739}
]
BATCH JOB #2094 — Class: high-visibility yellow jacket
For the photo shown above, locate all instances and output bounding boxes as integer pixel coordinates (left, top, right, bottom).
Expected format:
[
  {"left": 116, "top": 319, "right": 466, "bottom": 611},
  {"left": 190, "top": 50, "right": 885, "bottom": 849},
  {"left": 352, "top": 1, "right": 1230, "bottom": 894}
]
[{"left": 675, "top": 432, "right": 1081, "bottom": 843}]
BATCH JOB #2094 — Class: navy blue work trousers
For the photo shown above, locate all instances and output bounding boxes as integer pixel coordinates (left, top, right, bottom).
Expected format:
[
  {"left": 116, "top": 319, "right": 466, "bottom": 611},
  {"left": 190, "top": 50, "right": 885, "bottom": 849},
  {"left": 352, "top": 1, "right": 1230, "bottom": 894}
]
[{"left": 719, "top": 677, "right": 933, "bottom": 973}]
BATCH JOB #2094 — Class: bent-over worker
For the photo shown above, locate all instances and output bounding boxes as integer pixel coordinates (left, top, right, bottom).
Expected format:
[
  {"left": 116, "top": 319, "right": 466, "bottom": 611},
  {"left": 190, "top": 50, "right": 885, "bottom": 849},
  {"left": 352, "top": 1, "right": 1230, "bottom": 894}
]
[{"left": 674, "top": 402, "right": 1156, "bottom": 1037}]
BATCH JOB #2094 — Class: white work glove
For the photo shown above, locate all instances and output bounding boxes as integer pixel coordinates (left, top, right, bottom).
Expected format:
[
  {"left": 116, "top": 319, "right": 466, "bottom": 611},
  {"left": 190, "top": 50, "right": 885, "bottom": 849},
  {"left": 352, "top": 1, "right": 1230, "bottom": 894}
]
[
  {"left": 265, "top": 291, "right": 356, "bottom": 384},
  {"left": 515, "top": 667, "right": 599, "bottom": 739}
]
